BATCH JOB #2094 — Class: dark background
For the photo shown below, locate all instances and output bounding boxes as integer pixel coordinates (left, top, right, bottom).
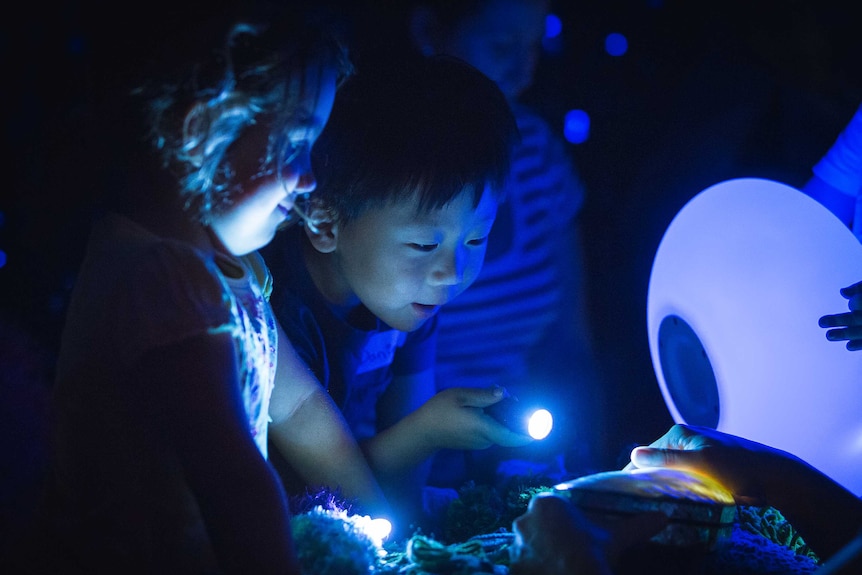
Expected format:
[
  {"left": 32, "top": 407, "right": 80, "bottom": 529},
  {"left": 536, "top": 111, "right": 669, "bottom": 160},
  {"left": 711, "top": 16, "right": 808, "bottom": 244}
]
[{"left": 3, "top": 0, "right": 861, "bottom": 487}]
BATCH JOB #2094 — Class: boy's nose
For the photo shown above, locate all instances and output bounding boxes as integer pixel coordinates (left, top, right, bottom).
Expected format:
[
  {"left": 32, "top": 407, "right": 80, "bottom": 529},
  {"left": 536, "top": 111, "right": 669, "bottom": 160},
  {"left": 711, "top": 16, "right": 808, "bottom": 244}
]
[{"left": 430, "top": 249, "right": 465, "bottom": 286}]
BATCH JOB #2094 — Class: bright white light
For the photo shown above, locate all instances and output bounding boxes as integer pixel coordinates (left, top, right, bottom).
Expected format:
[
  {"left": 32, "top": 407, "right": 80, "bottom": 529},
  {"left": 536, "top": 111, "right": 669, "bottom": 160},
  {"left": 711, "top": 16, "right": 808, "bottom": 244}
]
[
  {"left": 527, "top": 409, "right": 553, "bottom": 440},
  {"left": 350, "top": 514, "right": 392, "bottom": 548}
]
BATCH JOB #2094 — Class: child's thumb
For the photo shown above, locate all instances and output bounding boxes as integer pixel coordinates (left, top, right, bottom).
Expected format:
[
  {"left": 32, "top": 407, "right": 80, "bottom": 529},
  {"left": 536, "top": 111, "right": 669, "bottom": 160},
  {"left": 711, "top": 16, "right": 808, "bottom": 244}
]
[{"left": 460, "top": 385, "right": 507, "bottom": 407}]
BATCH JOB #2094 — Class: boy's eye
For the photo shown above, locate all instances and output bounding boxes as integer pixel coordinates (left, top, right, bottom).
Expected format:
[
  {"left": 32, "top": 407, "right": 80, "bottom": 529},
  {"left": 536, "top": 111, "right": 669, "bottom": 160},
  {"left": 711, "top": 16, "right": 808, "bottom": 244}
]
[
  {"left": 467, "top": 236, "right": 488, "bottom": 247},
  {"left": 408, "top": 243, "right": 438, "bottom": 252}
]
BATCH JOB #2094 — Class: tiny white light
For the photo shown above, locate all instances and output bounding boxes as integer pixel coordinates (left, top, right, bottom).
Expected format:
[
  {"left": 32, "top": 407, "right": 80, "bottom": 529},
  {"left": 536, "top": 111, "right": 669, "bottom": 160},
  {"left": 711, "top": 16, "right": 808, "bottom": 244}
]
[
  {"left": 527, "top": 409, "right": 553, "bottom": 440},
  {"left": 366, "top": 517, "right": 392, "bottom": 545},
  {"left": 350, "top": 514, "right": 392, "bottom": 549}
]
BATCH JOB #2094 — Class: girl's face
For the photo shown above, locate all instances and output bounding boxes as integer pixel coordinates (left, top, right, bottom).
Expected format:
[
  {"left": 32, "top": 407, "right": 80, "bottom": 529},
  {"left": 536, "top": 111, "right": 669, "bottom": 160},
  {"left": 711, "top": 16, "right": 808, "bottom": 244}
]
[
  {"left": 317, "top": 187, "right": 499, "bottom": 333},
  {"left": 439, "top": 0, "right": 548, "bottom": 101},
  {"left": 209, "top": 64, "right": 338, "bottom": 256}
]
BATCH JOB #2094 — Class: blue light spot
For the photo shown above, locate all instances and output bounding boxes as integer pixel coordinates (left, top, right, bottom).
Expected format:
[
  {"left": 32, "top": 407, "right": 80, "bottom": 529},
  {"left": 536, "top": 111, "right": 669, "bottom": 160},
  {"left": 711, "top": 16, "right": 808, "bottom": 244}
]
[
  {"left": 0, "top": 249, "right": 7, "bottom": 270},
  {"left": 545, "top": 14, "right": 562, "bottom": 39},
  {"left": 604, "top": 32, "right": 628, "bottom": 57},
  {"left": 564, "top": 109, "right": 590, "bottom": 144}
]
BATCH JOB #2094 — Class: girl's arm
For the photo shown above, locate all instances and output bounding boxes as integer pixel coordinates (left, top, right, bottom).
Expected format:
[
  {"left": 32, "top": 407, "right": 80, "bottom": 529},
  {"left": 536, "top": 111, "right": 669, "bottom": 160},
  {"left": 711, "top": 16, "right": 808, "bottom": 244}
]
[{"left": 268, "top": 321, "right": 391, "bottom": 519}]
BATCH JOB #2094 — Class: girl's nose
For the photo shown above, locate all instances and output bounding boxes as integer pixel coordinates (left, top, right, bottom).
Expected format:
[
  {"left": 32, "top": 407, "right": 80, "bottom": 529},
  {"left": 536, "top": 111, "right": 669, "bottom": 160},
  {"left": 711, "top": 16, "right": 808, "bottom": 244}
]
[
  {"left": 284, "top": 146, "right": 317, "bottom": 194},
  {"left": 294, "top": 170, "right": 317, "bottom": 194}
]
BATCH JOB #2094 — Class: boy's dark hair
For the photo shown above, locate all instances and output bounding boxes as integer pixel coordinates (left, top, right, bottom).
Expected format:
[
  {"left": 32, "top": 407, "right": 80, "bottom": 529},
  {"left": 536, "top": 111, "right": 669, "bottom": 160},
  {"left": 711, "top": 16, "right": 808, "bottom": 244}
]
[{"left": 310, "top": 54, "right": 519, "bottom": 224}]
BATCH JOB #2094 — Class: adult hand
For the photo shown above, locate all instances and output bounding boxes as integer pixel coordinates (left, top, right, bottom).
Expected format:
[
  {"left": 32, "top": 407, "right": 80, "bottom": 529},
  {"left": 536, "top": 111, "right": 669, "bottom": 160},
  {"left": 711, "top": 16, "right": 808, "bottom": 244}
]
[
  {"left": 625, "top": 424, "right": 795, "bottom": 506},
  {"left": 819, "top": 280, "right": 862, "bottom": 351},
  {"left": 510, "top": 493, "right": 667, "bottom": 575}
]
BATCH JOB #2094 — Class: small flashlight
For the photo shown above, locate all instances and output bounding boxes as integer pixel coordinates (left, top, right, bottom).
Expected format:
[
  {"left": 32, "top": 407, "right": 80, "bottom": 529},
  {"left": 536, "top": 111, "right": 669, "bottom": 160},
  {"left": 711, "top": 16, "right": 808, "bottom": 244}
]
[{"left": 485, "top": 395, "right": 553, "bottom": 440}]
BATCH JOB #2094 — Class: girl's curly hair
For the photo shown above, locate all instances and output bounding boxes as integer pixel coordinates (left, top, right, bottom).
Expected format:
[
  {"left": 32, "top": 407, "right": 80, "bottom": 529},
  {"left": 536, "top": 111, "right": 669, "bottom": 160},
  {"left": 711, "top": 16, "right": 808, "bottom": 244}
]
[{"left": 134, "top": 6, "right": 352, "bottom": 224}]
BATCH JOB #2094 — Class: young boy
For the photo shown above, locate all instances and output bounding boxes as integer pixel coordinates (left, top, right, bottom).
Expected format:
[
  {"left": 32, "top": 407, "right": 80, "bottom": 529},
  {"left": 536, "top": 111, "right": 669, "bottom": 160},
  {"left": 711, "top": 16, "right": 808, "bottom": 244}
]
[{"left": 262, "top": 55, "right": 528, "bottom": 530}]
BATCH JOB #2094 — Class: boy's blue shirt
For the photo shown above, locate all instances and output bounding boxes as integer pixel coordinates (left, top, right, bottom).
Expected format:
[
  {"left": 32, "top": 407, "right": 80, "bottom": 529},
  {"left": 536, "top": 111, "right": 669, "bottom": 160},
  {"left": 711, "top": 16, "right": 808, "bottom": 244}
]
[{"left": 267, "top": 226, "right": 437, "bottom": 442}]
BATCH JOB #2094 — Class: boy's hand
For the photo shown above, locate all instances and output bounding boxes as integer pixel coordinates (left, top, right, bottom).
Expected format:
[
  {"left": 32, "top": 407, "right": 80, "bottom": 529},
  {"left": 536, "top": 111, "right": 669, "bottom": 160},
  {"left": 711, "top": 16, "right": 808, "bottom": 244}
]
[
  {"left": 416, "top": 387, "right": 534, "bottom": 450},
  {"left": 819, "top": 280, "right": 862, "bottom": 351}
]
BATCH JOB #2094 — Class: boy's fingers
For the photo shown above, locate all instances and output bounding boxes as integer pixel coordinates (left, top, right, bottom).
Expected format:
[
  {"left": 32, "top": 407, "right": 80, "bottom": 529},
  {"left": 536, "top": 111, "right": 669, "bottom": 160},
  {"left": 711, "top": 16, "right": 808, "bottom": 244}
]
[{"left": 454, "top": 385, "right": 506, "bottom": 407}]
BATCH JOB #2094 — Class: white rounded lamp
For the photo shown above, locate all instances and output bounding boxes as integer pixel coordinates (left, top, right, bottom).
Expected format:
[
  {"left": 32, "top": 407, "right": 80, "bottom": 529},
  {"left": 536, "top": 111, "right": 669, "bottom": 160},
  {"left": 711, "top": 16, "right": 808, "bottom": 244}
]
[{"left": 647, "top": 177, "right": 862, "bottom": 495}]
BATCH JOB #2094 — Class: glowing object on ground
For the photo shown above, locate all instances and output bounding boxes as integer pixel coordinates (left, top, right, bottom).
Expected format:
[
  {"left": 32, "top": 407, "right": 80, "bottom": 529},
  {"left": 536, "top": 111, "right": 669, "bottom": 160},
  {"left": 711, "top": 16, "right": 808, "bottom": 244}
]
[
  {"left": 352, "top": 515, "right": 392, "bottom": 549},
  {"left": 486, "top": 396, "right": 553, "bottom": 440},
  {"left": 647, "top": 177, "right": 862, "bottom": 495}
]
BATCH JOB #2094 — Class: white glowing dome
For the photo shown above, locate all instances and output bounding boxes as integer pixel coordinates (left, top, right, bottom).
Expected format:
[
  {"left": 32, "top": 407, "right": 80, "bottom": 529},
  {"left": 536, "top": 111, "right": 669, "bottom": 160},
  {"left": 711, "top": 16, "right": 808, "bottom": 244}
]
[{"left": 647, "top": 177, "right": 862, "bottom": 495}]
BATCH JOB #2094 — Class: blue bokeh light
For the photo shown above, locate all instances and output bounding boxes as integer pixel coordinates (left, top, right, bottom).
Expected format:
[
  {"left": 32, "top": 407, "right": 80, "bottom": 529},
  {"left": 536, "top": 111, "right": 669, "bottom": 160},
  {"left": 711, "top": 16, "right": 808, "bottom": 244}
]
[
  {"left": 542, "top": 13, "right": 563, "bottom": 53},
  {"left": 564, "top": 109, "right": 590, "bottom": 144},
  {"left": 545, "top": 13, "right": 562, "bottom": 38},
  {"left": 0, "top": 249, "right": 7, "bottom": 270},
  {"left": 605, "top": 32, "right": 628, "bottom": 57}
]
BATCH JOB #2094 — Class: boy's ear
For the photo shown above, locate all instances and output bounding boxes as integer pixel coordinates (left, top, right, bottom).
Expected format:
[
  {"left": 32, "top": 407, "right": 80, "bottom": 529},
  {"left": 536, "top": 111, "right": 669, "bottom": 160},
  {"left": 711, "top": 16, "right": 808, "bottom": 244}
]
[
  {"left": 408, "top": 6, "right": 439, "bottom": 56},
  {"left": 182, "top": 101, "right": 208, "bottom": 167},
  {"left": 303, "top": 201, "right": 339, "bottom": 254}
]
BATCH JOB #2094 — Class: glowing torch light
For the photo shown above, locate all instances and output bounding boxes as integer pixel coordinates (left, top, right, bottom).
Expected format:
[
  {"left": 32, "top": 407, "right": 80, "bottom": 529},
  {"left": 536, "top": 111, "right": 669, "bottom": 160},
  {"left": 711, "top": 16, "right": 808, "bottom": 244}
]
[{"left": 486, "top": 396, "right": 553, "bottom": 440}]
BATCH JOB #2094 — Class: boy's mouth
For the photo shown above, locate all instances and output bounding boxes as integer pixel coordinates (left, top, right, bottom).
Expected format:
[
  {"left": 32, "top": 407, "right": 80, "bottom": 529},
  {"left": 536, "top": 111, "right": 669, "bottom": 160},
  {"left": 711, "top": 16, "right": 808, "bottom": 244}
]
[{"left": 411, "top": 303, "right": 440, "bottom": 318}]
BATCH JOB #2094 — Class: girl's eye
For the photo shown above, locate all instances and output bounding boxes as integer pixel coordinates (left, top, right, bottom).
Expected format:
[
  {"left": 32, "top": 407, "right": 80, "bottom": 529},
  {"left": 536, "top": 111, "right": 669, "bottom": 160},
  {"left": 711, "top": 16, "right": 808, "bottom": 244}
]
[
  {"left": 467, "top": 236, "right": 488, "bottom": 247},
  {"left": 408, "top": 243, "right": 438, "bottom": 252}
]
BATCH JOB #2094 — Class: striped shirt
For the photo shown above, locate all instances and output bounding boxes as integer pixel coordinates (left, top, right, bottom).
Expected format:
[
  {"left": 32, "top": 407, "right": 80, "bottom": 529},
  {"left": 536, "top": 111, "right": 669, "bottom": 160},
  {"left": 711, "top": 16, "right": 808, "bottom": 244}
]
[{"left": 812, "top": 102, "right": 862, "bottom": 242}]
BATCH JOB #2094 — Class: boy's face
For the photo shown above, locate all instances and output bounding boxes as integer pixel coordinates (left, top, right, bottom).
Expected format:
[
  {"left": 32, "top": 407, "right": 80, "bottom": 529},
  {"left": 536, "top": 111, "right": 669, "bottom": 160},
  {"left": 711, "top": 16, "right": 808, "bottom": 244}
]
[
  {"left": 315, "top": 187, "right": 499, "bottom": 332},
  {"left": 441, "top": 0, "right": 548, "bottom": 101}
]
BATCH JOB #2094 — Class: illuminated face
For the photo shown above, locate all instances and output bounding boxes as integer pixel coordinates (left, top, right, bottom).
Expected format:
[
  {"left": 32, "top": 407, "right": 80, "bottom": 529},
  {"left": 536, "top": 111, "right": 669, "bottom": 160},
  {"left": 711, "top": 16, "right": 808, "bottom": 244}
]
[
  {"left": 439, "top": 0, "right": 548, "bottom": 101},
  {"left": 313, "top": 188, "right": 499, "bottom": 332},
  {"left": 208, "top": 64, "right": 338, "bottom": 256}
]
